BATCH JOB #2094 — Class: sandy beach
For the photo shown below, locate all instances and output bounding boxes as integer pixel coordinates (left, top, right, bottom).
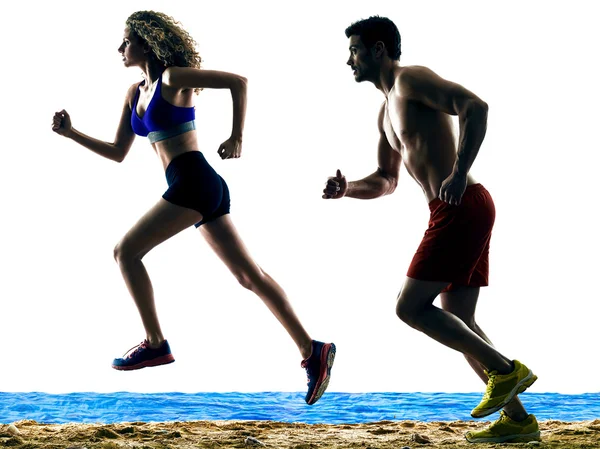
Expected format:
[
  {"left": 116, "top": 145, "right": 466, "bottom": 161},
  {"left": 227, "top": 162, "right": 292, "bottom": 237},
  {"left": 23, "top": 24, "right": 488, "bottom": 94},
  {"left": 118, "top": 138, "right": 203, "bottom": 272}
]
[{"left": 1, "top": 418, "right": 599, "bottom": 448}]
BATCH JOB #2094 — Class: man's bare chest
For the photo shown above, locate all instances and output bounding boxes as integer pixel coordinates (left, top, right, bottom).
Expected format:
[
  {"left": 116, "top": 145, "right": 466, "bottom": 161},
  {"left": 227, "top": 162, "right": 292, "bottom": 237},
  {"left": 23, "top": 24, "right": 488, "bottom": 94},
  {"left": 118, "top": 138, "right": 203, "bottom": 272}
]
[
  {"left": 383, "top": 98, "right": 448, "bottom": 154},
  {"left": 383, "top": 99, "right": 417, "bottom": 154}
]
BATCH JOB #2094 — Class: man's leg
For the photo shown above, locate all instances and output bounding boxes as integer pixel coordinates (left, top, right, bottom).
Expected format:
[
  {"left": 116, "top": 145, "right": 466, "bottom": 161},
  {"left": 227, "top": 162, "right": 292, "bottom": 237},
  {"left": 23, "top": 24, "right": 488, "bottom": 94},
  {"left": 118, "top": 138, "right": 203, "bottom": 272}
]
[
  {"left": 440, "top": 286, "right": 528, "bottom": 421},
  {"left": 440, "top": 286, "right": 541, "bottom": 443},
  {"left": 395, "top": 277, "right": 513, "bottom": 373},
  {"left": 396, "top": 277, "right": 537, "bottom": 418}
]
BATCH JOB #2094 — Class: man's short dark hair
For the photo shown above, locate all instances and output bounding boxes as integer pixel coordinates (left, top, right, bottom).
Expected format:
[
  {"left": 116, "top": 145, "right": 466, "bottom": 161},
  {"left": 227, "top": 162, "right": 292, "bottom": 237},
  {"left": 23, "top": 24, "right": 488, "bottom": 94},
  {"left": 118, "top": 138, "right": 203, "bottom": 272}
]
[{"left": 345, "top": 16, "right": 401, "bottom": 60}]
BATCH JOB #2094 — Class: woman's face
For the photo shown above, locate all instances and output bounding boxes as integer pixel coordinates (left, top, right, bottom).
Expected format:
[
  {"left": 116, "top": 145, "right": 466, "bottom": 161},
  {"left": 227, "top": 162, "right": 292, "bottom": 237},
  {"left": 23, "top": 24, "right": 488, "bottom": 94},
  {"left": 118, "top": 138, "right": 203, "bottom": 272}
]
[{"left": 118, "top": 28, "right": 147, "bottom": 67}]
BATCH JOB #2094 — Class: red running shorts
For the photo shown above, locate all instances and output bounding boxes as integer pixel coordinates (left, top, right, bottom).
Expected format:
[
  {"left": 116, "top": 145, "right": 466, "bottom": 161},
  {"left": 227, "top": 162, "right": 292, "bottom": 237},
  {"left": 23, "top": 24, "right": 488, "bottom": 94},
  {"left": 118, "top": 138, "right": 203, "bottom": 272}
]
[{"left": 406, "top": 184, "right": 496, "bottom": 292}]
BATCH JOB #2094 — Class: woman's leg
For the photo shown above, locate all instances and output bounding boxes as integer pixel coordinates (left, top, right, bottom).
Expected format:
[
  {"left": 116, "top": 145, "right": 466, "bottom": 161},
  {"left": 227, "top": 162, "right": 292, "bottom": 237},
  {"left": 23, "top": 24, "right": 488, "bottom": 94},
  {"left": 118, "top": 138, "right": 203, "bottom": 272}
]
[
  {"left": 199, "top": 214, "right": 335, "bottom": 404},
  {"left": 112, "top": 198, "right": 202, "bottom": 367},
  {"left": 199, "top": 214, "right": 312, "bottom": 358}
]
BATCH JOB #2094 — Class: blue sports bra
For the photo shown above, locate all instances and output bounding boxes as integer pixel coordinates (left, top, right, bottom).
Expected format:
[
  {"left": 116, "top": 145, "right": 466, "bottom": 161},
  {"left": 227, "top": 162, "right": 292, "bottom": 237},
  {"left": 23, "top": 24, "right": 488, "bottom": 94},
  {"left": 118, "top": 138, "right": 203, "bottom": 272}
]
[{"left": 131, "top": 73, "right": 196, "bottom": 143}]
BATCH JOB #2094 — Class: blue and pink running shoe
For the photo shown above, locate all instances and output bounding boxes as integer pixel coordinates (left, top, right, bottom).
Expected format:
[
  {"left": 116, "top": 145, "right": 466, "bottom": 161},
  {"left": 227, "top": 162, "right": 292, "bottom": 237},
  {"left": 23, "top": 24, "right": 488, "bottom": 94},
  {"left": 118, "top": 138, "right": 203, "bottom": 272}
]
[
  {"left": 301, "top": 340, "right": 336, "bottom": 405},
  {"left": 112, "top": 340, "right": 175, "bottom": 371}
]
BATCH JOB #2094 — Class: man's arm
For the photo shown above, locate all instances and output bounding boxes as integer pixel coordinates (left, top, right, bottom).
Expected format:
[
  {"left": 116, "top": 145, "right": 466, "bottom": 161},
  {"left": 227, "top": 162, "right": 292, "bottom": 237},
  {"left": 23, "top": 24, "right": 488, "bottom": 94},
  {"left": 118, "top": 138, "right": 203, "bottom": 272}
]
[
  {"left": 323, "top": 103, "right": 401, "bottom": 200},
  {"left": 401, "top": 66, "right": 488, "bottom": 178}
]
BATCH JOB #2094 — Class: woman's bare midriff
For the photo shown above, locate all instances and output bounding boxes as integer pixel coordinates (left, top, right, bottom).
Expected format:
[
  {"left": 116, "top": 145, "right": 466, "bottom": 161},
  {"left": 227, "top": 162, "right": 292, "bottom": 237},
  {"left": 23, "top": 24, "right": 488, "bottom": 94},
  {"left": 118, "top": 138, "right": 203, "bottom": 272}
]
[{"left": 151, "top": 130, "right": 201, "bottom": 170}]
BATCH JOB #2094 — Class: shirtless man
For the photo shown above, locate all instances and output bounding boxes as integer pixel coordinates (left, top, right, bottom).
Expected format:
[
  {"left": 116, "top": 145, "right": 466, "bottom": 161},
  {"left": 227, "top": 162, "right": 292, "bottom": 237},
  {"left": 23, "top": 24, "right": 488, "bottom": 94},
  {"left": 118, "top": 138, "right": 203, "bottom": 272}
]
[{"left": 323, "top": 16, "right": 539, "bottom": 443}]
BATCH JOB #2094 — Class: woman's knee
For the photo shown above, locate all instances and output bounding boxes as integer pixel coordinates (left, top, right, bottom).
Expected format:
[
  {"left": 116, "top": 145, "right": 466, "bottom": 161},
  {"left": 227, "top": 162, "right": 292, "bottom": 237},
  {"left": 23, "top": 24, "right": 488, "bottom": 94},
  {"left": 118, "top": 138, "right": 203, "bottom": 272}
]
[
  {"left": 232, "top": 266, "right": 265, "bottom": 291},
  {"left": 113, "top": 240, "right": 144, "bottom": 264}
]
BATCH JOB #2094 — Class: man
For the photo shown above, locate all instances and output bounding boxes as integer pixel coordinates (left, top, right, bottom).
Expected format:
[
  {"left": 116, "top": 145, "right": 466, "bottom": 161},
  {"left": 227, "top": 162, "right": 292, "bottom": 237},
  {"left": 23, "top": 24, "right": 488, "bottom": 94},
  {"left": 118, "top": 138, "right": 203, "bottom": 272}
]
[{"left": 323, "top": 16, "right": 539, "bottom": 443}]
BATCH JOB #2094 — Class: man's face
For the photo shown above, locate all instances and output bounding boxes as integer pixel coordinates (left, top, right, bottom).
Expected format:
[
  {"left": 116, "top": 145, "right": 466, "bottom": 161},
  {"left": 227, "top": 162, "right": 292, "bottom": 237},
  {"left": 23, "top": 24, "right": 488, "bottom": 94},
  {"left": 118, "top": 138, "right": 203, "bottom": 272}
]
[
  {"left": 347, "top": 35, "right": 375, "bottom": 82},
  {"left": 118, "top": 28, "right": 146, "bottom": 67}
]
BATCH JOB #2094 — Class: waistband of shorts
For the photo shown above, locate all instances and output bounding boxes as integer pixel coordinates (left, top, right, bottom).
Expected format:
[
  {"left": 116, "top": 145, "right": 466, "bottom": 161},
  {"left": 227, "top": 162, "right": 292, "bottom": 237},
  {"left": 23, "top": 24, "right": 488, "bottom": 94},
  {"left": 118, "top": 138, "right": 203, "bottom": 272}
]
[
  {"left": 148, "top": 120, "right": 196, "bottom": 144},
  {"left": 428, "top": 183, "right": 484, "bottom": 208},
  {"left": 165, "top": 150, "right": 205, "bottom": 175}
]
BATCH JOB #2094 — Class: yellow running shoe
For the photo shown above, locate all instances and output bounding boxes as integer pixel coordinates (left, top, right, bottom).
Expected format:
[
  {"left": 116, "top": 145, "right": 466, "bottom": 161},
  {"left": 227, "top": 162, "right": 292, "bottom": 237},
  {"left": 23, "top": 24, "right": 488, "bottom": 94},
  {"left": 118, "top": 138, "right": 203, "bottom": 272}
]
[
  {"left": 465, "top": 411, "right": 541, "bottom": 443},
  {"left": 471, "top": 360, "right": 537, "bottom": 418}
]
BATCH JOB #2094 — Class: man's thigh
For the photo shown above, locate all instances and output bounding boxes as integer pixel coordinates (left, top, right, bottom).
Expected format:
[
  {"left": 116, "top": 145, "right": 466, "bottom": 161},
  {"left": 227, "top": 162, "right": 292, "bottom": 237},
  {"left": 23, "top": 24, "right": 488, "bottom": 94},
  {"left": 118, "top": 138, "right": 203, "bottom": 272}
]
[{"left": 396, "top": 277, "right": 451, "bottom": 316}]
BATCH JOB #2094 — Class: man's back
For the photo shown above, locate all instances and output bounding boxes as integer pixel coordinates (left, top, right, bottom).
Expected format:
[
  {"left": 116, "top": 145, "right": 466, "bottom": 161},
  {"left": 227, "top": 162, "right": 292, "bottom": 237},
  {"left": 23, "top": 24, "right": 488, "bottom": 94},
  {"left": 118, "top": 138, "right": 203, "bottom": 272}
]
[{"left": 383, "top": 65, "right": 478, "bottom": 202}]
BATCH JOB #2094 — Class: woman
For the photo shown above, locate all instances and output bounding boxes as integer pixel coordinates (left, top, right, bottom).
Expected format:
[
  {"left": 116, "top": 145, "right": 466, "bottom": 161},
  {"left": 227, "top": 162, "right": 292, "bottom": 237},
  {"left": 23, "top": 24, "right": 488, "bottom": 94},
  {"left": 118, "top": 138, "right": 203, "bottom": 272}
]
[{"left": 51, "top": 10, "right": 335, "bottom": 405}]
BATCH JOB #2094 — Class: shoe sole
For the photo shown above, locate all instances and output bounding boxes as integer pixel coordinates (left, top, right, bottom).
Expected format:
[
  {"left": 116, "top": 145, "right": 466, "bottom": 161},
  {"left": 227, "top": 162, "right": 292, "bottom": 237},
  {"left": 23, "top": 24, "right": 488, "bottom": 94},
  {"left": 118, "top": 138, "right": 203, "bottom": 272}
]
[
  {"left": 306, "top": 343, "right": 336, "bottom": 405},
  {"left": 112, "top": 354, "right": 175, "bottom": 371},
  {"left": 465, "top": 430, "right": 541, "bottom": 443},
  {"left": 471, "top": 371, "right": 538, "bottom": 418}
]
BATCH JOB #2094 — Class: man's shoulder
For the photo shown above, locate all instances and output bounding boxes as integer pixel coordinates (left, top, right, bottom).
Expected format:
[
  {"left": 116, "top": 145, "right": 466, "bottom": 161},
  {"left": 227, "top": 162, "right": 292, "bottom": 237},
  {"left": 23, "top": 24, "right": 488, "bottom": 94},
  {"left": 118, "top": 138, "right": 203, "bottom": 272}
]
[
  {"left": 396, "top": 65, "right": 436, "bottom": 86},
  {"left": 394, "top": 65, "right": 445, "bottom": 101}
]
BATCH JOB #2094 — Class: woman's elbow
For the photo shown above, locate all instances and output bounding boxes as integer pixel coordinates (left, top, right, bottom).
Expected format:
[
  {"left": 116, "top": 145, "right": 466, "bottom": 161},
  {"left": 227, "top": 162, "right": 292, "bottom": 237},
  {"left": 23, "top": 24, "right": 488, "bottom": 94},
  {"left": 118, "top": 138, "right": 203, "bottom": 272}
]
[
  {"left": 233, "top": 75, "right": 248, "bottom": 91},
  {"left": 112, "top": 145, "right": 128, "bottom": 163}
]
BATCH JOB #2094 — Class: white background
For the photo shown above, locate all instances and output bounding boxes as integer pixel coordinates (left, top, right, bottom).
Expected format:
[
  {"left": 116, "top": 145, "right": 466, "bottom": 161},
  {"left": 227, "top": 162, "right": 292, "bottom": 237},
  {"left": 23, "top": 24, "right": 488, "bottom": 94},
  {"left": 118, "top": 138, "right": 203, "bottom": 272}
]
[{"left": 1, "top": 0, "right": 598, "bottom": 395}]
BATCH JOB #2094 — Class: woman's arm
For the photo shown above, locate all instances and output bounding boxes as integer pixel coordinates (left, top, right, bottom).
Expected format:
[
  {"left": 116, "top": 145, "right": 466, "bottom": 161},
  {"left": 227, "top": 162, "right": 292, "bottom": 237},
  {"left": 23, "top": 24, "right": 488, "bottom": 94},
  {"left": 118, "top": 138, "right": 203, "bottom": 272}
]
[
  {"left": 52, "top": 84, "right": 138, "bottom": 163},
  {"left": 165, "top": 67, "right": 247, "bottom": 158}
]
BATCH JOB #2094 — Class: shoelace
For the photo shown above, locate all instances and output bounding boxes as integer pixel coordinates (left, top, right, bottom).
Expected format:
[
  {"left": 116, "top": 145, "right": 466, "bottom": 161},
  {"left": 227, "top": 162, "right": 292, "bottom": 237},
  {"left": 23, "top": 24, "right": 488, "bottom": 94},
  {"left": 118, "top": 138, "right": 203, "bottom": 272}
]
[
  {"left": 492, "top": 411, "right": 511, "bottom": 427},
  {"left": 483, "top": 371, "right": 498, "bottom": 399},
  {"left": 122, "top": 340, "right": 148, "bottom": 359},
  {"left": 301, "top": 360, "right": 311, "bottom": 386}
]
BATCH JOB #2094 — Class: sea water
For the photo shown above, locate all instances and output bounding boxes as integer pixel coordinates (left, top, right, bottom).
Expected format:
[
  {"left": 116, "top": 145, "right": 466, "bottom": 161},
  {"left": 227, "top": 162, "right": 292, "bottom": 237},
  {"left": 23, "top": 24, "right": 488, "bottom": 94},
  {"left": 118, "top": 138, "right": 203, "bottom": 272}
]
[{"left": 1, "top": 392, "right": 599, "bottom": 424}]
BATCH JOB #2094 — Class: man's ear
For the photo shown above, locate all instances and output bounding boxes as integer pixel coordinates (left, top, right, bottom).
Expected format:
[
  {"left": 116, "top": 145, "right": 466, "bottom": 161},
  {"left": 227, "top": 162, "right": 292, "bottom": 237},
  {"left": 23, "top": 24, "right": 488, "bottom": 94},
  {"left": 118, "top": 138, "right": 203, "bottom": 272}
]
[{"left": 373, "top": 41, "right": 386, "bottom": 58}]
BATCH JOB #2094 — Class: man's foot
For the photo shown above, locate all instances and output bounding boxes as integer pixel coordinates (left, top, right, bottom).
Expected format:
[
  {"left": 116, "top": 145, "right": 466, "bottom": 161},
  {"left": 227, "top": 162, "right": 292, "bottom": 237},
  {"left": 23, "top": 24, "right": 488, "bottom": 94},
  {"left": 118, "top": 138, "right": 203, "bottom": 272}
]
[
  {"left": 465, "top": 411, "right": 541, "bottom": 443},
  {"left": 471, "top": 360, "right": 537, "bottom": 418},
  {"left": 112, "top": 340, "right": 175, "bottom": 371},
  {"left": 301, "top": 340, "right": 336, "bottom": 405}
]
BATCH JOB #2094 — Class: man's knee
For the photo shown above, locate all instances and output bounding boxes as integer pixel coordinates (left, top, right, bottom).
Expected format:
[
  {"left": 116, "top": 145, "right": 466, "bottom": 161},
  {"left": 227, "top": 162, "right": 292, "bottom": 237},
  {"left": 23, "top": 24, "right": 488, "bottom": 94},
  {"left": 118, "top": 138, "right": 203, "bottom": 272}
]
[
  {"left": 460, "top": 315, "right": 477, "bottom": 330},
  {"left": 441, "top": 304, "right": 476, "bottom": 329},
  {"left": 395, "top": 290, "right": 421, "bottom": 327}
]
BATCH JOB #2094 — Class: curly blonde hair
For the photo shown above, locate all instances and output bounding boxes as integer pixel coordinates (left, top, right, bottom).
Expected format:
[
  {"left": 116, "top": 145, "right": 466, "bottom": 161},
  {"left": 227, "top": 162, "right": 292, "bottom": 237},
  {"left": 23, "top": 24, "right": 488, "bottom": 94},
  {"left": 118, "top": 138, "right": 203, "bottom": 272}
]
[{"left": 126, "top": 11, "right": 202, "bottom": 92}]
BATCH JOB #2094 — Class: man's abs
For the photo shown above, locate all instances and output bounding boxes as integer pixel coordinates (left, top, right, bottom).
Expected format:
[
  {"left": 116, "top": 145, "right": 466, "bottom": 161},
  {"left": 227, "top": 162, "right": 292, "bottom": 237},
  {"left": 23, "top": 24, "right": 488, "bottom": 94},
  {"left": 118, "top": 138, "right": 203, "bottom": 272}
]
[{"left": 384, "top": 97, "right": 474, "bottom": 202}]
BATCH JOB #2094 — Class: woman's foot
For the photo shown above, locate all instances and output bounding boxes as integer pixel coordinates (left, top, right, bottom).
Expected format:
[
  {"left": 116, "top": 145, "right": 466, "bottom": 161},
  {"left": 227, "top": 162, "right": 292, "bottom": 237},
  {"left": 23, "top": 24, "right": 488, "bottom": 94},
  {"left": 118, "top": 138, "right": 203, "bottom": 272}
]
[
  {"left": 301, "top": 340, "right": 336, "bottom": 405},
  {"left": 112, "top": 339, "right": 175, "bottom": 371}
]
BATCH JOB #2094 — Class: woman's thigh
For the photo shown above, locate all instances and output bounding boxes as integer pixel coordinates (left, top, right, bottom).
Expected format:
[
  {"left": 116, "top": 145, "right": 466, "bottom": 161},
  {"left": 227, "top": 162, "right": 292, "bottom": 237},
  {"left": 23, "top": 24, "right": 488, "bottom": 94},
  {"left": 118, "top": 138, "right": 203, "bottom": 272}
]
[{"left": 115, "top": 198, "right": 203, "bottom": 260}]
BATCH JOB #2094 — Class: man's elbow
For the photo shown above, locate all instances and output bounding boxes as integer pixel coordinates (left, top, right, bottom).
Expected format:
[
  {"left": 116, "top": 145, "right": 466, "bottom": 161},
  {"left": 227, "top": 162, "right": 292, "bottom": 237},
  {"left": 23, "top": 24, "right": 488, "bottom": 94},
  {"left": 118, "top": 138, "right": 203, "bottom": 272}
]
[
  {"left": 385, "top": 177, "right": 398, "bottom": 195},
  {"left": 479, "top": 100, "right": 489, "bottom": 118},
  {"left": 379, "top": 170, "right": 398, "bottom": 195},
  {"left": 471, "top": 99, "right": 488, "bottom": 118}
]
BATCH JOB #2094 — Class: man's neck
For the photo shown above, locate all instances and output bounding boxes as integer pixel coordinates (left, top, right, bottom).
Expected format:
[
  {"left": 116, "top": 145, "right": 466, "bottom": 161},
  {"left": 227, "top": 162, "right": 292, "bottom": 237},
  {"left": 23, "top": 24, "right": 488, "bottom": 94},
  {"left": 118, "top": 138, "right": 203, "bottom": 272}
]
[{"left": 373, "top": 61, "right": 402, "bottom": 95}]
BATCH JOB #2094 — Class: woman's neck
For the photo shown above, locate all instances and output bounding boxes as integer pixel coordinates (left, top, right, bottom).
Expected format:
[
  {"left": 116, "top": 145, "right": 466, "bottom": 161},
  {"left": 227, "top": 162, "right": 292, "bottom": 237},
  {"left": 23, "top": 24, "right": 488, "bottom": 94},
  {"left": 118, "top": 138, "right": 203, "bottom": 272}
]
[{"left": 141, "top": 60, "right": 167, "bottom": 85}]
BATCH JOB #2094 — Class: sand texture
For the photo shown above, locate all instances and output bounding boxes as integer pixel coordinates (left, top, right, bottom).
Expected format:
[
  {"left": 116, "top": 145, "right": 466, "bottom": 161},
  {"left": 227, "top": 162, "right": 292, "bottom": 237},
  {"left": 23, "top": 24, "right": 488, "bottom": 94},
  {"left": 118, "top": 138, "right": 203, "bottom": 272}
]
[{"left": 1, "top": 419, "right": 599, "bottom": 448}]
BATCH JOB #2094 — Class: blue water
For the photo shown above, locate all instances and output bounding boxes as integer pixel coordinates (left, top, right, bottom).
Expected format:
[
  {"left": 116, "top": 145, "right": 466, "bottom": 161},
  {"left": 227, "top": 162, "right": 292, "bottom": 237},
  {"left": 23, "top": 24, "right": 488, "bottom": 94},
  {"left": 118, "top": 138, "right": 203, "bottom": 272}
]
[{"left": 1, "top": 392, "right": 599, "bottom": 424}]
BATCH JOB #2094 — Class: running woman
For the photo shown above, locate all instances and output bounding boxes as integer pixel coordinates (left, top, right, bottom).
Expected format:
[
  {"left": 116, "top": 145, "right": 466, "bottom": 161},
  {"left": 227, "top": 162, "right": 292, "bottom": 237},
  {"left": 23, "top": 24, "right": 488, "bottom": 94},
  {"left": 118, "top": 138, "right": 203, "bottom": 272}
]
[{"left": 52, "top": 10, "right": 335, "bottom": 405}]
